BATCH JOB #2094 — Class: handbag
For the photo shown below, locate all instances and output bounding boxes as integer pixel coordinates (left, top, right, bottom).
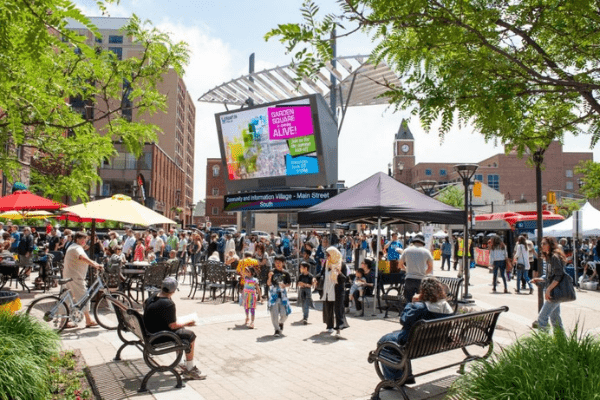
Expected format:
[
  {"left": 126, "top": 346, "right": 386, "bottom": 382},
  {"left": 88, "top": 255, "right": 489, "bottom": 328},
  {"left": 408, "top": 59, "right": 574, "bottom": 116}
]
[
  {"left": 550, "top": 273, "right": 577, "bottom": 303},
  {"left": 516, "top": 244, "right": 526, "bottom": 271}
]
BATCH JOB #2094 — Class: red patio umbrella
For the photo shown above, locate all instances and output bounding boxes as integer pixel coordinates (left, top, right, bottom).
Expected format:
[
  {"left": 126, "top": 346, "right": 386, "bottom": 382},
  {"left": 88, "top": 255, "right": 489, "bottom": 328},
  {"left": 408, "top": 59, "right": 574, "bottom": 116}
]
[
  {"left": 54, "top": 212, "right": 105, "bottom": 224},
  {"left": 0, "top": 190, "right": 65, "bottom": 212}
]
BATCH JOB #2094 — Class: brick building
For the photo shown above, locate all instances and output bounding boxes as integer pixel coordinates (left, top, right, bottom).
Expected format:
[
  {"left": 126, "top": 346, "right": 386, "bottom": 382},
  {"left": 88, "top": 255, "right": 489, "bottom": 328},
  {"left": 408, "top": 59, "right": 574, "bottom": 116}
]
[
  {"left": 205, "top": 158, "right": 236, "bottom": 226},
  {"left": 66, "top": 17, "right": 195, "bottom": 223},
  {"left": 392, "top": 120, "right": 592, "bottom": 202}
]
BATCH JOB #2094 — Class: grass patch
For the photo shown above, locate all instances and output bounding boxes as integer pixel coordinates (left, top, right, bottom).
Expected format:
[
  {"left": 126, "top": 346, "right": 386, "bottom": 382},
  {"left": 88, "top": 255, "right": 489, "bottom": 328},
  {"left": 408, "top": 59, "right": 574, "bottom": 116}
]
[
  {"left": 0, "top": 310, "right": 60, "bottom": 400},
  {"left": 450, "top": 327, "right": 600, "bottom": 399},
  {"left": 0, "top": 311, "right": 92, "bottom": 399}
]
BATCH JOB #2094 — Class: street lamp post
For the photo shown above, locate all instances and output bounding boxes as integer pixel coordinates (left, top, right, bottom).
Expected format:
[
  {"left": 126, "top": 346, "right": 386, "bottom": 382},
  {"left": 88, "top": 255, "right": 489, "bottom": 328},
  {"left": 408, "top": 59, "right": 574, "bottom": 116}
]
[
  {"left": 187, "top": 202, "right": 196, "bottom": 228},
  {"left": 417, "top": 180, "right": 437, "bottom": 197},
  {"left": 454, "top": 164, "right": 478, "bottom": 302},
  {"left": 388, "top": 162, "right": 392, "bottom": 177}
]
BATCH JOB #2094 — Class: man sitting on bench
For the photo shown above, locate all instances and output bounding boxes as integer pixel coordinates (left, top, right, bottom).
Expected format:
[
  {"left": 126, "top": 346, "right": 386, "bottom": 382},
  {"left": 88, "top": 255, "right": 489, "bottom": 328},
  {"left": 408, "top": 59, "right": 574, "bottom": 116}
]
[
  {"left": 143, "top": 277, "right": 205, "bottom": 380},
  {"left": 376, "top": 277, "right": 453, "bottom": 383}
]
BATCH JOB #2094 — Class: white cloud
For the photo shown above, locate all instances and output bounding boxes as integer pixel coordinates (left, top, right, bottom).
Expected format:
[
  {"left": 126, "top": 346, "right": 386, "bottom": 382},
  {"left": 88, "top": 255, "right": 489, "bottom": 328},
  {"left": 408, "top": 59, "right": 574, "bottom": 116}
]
[{"left": 153, "top": 20, "right": 238, "bottom": 202}]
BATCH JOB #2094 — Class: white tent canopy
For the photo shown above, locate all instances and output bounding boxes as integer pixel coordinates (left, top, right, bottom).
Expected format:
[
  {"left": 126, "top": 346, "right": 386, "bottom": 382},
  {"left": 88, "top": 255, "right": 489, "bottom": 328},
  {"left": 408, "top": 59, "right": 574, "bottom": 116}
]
[
  {"left": 433, "top": 229, "right": 448, "bottom": 238},
  {"left": 539, "top": 202, "right": 600, "bottom": 237}
]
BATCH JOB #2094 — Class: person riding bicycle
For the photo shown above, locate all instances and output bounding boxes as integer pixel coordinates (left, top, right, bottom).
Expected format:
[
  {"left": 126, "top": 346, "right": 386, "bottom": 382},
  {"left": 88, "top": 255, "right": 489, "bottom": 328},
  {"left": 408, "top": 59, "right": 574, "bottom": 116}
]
[{"left": 63, "top": 231, "right": 103, "bottom": 328}]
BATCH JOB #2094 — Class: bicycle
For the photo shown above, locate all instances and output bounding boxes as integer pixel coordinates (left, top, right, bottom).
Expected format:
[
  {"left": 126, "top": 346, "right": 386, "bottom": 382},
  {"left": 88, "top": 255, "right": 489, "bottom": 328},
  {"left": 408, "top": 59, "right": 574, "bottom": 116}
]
[{"left": 26, "top": 271, "right": 131, "bottom": 333}]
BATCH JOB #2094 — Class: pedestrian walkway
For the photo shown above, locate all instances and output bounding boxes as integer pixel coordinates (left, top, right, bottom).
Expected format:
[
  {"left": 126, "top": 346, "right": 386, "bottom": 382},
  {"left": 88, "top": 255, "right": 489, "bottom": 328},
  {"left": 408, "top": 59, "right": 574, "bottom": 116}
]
[{"left": 20, "top": 259, "right": 600, "bottom": 400}]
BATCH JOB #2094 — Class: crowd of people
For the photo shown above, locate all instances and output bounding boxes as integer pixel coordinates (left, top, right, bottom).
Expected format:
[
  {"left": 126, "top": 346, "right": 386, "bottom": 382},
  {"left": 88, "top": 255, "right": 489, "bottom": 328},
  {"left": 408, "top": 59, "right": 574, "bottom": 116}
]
[{"left": 3, "top": 220, "right": 581, "bottom": 383}]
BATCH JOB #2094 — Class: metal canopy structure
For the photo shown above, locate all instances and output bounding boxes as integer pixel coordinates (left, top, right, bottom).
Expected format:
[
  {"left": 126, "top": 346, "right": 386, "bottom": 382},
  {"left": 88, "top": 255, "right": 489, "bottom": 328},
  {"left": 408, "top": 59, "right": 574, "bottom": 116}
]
[{"left": 197, "top": 55, "right": 401, "bottom": 109}]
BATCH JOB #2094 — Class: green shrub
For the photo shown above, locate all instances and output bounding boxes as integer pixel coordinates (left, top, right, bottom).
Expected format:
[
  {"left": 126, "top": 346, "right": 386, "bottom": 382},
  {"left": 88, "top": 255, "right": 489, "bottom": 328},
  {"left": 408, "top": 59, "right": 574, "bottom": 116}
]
[
  {"left": 0, "top": 310, "right": 61, "bottom": 400},
  {"left": 450, "top": 327, "right": 600, "bottom": 400}
]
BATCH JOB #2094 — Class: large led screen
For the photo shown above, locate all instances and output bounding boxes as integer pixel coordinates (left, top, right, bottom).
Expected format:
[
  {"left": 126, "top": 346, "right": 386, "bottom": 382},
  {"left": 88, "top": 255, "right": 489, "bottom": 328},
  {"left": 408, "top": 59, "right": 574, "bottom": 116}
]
[
  {"left": 215, "top": 94, "right": 338, "bottom": 193},
  {"left": 219, "top": 99, "right": 318, "bottom": 180}
]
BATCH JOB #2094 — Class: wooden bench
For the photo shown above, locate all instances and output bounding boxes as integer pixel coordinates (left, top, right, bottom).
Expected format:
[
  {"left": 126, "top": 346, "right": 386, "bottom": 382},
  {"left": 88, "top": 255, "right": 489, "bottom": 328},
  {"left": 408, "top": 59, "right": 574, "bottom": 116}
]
[
  {"left": 368, "top": 306, "right": 508, "bottom": 400},
  {"left": 105, "top": 296, "right": 191, "bottom": 392},
  {"left": 381, "top": 276, "right": 463, "bottom": 318}
]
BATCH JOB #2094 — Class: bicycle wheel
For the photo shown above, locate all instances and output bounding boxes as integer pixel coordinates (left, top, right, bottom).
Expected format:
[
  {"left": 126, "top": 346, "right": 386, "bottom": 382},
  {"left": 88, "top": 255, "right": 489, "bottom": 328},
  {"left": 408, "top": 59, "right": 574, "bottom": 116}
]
[
  {"left": 93, "top": 291, "right": 132, "bottom": 330},
  {"left": 26, "top": 295, "right": 70, "bottom": 333}
]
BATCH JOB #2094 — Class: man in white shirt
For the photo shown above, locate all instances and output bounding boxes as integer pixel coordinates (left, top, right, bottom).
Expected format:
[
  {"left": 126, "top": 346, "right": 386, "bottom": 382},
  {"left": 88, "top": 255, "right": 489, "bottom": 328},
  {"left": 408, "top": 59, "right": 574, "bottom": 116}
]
[
  {"left": 63, "top": 231, "right": 103, "bottom": 328},
  {"left": 122, "top": 228, "right": 136, "bottom": 261},
  {"left": 399, "top": 234, "right": 434, "bottom": 305},
  {"left": 224, "top": 234, "right": 236, "bottom": 255},
  {"left": 150, "top": 229, "right": 165, "bottom": 258},
  {"left": 0, "top": 222, "right": 5, "bottom": 236}
]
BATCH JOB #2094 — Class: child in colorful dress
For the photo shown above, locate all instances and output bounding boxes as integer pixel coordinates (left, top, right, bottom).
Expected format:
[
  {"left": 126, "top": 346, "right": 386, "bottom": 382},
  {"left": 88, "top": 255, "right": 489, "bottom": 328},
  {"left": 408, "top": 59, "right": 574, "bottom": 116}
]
[{"left": 242, "top": 266, "right": 261, "bottom": 329}]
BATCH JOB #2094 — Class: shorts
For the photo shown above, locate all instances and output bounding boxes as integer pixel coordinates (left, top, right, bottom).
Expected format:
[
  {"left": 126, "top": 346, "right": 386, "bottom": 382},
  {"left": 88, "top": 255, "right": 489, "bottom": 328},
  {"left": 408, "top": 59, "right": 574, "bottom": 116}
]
[{"left": 174, "top": 328, "right": 196, "bottom": 353}]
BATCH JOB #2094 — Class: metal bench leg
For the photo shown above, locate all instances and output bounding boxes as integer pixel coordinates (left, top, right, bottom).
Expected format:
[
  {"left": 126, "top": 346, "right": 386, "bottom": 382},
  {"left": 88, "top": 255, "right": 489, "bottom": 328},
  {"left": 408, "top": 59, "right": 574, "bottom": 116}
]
[{"left": 139, "top": 366, "right": 184, "bottom": 392}]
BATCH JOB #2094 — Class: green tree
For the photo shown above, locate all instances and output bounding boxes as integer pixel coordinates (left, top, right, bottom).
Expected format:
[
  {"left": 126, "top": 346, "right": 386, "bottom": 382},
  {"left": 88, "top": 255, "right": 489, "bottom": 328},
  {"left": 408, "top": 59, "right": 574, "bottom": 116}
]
[
  {"left": 267, "top": 1, "right": 600, "bottom": 287},
  {"left": 266, "top": 0, "right": 600, "bottom": 143},
  {"left": 0, "top": 0, "right": 189, "bottom": 201},
  {"left": 576, "top": 160, "right": 600, "bottom": 199},
  {"left": 435, "top": 185, "right": 463, "bottom": 209}
]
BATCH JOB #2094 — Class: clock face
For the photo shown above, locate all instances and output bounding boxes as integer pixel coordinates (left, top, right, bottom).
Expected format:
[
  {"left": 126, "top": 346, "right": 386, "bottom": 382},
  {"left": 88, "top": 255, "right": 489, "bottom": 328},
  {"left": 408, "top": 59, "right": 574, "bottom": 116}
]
[{"left": 401, "top": 144, "right": 410, "bottom": 153}]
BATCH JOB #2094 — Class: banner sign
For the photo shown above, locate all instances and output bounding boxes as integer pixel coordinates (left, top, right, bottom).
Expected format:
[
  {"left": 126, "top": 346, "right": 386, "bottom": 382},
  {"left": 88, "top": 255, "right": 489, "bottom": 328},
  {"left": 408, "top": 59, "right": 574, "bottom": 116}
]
[
  {"left": 474, "top": 247, "right": 490, "bottom": 267},
  {"left": 224, "top": 189, "right": 338, "bottom": 212}
]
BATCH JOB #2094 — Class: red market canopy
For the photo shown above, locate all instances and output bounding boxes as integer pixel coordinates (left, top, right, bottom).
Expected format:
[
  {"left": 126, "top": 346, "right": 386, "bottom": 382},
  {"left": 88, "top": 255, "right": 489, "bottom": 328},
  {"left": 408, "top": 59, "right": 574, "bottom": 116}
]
[
  {"left": 54, "top": 212, "right": 105, "bottom": 224},
  {"left": 0, "top": 190, "right": 65, "bottom": 212}
]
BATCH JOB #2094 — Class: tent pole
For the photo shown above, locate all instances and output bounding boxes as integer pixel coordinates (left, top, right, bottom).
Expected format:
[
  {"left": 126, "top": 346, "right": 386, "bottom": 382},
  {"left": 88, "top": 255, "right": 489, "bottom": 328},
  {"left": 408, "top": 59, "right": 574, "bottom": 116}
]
[
  {"left": 373, "top": 217, "right": 381, "bottom": 316},
  {"left": 297, "top": 224, "right": 300, "bottom": 283}
]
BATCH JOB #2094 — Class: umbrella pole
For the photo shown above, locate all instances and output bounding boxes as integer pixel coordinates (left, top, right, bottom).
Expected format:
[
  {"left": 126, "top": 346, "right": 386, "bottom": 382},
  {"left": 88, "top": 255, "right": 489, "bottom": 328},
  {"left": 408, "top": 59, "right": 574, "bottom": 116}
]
[
  {"left": 89, "top": 219, "right": 96, "bottom": 261},
  {"left": 373, "top": 217, "right": 381, "bottom": 316}
]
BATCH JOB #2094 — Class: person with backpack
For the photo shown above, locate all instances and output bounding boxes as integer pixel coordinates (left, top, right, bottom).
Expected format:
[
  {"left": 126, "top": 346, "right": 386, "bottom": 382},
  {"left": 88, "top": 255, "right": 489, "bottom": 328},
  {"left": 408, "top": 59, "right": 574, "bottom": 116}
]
[{"left": 17, "top": 226, "right": 34, "bottom": 273}]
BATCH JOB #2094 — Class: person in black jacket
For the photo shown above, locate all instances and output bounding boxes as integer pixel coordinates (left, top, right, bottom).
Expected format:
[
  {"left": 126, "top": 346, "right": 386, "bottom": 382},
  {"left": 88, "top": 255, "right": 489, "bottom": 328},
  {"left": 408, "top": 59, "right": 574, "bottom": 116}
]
[{"left": 17, "top": 227, "right": 34, "bottom": 270}]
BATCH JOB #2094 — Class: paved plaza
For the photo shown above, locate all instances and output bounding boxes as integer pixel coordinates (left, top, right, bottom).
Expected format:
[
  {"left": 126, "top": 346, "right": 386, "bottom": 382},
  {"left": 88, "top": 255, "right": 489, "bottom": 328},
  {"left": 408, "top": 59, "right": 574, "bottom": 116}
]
[{"left": 15, "top": 259, "right": 600, "bottom": 400}]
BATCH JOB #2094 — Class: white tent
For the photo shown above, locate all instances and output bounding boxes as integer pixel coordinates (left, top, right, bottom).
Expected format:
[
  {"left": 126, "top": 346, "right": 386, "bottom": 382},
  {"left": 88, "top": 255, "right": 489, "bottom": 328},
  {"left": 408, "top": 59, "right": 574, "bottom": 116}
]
[
  {"left": 540, "top": 202, "right": 600, "bottom": 237},
  {"left": 433, "top": 229, "right": 448, "bottom": 238}
]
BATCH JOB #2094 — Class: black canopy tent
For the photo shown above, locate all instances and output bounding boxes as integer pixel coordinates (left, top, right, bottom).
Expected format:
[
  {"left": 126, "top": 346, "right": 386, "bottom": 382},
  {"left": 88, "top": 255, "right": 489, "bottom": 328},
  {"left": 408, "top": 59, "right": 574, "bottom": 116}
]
[
  {"left": 298, "top": 172, "right": 463, "bottom": 226},
  {"left": 298, "top": 172, "right": 464, "bottom": 315}
]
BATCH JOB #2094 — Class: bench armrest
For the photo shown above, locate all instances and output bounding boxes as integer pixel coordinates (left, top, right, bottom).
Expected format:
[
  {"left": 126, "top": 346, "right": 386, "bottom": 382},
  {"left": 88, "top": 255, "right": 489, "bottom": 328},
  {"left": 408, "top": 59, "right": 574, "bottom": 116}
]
[{"left": 368, "top": 341, "right": 406, "bottom": 369}]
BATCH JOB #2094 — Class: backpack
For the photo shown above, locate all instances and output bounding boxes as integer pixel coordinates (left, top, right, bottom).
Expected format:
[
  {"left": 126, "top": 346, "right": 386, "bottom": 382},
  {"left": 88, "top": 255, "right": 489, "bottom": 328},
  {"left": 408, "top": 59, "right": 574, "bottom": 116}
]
[{"left": 18, "top": 234, "right": 32, "bottom": 255}]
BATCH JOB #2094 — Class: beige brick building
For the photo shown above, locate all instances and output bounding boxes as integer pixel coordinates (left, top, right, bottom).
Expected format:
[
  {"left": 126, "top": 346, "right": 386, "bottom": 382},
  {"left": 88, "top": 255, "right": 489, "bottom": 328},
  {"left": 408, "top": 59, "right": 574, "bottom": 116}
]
[
  {"left": 392, "top": 120, "right": 592, "bottom": 203},
  {"left": 66, "top": 17, "right": 195, "bottom": 223}
]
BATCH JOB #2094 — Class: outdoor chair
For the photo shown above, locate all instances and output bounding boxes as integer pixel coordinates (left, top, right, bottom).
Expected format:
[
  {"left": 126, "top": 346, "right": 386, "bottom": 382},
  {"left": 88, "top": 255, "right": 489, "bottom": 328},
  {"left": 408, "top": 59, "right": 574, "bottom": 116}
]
[{"left": 128, "top": 262, "right": 169, "bottom": 303}]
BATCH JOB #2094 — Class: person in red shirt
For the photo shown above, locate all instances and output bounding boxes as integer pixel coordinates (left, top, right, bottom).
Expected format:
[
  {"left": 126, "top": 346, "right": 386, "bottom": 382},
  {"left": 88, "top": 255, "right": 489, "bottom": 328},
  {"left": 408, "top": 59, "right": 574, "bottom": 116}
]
[
  {"left": 46, "top": 223, "right": 53, "bottom": 235},
  {"left": 134, "top": 238, "right": 146, "bottom": 262}
]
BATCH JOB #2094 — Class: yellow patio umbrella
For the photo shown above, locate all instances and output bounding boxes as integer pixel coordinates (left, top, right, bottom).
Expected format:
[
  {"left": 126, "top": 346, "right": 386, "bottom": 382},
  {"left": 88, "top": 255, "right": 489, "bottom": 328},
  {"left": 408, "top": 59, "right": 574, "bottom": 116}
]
[
  {"left": 0, "top": 210, "right": 53, "bottom": 220},
  {"left": 62, "top": 194, "right": 177, "bottom": 226}
]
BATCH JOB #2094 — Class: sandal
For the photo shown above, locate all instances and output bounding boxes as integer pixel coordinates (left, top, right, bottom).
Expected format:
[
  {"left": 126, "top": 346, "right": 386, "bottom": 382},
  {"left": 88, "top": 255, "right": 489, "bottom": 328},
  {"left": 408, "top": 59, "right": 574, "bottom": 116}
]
[
  {"left": 65, "top": 322, "right": 78, "bottom": 329},
  {"left": 85, "top": 321, "right": 98, "bottom": 328},
  {"left": 248, "top": 323, "right": 254, "bottom": 329}
]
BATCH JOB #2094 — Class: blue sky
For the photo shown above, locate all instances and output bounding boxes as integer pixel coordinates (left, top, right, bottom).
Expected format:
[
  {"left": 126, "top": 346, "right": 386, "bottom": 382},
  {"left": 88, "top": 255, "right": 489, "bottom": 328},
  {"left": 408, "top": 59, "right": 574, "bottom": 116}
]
[{"left": 74, "top": 0, "right": 598, "bottom": 202}]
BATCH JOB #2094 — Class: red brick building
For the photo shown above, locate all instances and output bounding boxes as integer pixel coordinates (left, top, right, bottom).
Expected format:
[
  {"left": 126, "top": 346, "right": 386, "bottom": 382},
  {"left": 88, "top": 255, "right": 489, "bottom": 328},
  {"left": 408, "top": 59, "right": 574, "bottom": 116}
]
[
  {"left": 205, "top": 158, "right": 236, "bottom": 226},
  {"left": 392, "top": 120, "right": 592, "bottom": 202}
]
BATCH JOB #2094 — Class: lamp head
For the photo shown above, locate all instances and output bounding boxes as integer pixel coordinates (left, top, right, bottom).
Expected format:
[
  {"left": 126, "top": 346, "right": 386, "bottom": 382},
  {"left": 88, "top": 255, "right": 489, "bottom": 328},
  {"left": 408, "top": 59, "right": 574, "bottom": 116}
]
[{"left": 454, "top": 164, "right": 479, "bottom": 180}]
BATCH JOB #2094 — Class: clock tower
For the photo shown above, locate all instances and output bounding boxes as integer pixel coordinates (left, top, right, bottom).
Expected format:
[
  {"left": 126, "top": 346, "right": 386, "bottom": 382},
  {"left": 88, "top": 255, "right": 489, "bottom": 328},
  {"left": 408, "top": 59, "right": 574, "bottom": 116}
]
[{"left": 393, "top": 119, "right": 415, "bottom": 186}]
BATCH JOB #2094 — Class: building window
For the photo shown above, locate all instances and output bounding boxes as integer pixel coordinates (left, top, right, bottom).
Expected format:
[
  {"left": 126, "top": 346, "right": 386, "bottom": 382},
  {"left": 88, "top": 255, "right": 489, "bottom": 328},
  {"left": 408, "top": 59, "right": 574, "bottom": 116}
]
[
  {"left": 212, "top": 207, "right": 219, "bottom": 216},
  {"left": 425, "top": 169, "right": 432, "bottom": 176},
  {"left": 108, "top": 35, "right": 123, "bottom": 44},
  {"left": 95, "top": 36, "right": 102, "bottom": 43},
  {"left": 566, "top": 181, "right": 574, "bottom": 190},
  {"left": 474, "top": 174, "right": 483, "bottom": 182},
  {"left": 566, "top": 169, "right": 573, "bottom": 178},
  {"left": 108, "top": 47, "right": 122, "bottom": 60},
  {"left": 487, "top": 174, "right": 499, "bottom": 191},
  {"left": 212, "top": 187, "right": 219, "bottom": 196},
  {"left": 439, "top": 169, "right": 447, "bottom": 176},
  {"left": 212, "top": 165, "right": 220, "bottom": 177}
]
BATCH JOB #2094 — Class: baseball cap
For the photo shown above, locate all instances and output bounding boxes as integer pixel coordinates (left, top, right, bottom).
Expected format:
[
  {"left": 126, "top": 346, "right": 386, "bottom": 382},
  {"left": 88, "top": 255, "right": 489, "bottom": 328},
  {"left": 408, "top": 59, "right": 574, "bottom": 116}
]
[{"left": 161, "top": 277, "right": 178, "bottom": 293}]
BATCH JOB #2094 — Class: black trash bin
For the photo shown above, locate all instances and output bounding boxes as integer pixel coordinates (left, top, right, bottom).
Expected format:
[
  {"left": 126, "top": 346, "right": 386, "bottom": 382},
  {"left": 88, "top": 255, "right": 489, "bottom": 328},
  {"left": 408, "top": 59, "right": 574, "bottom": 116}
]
[{"left": 0, "top": 291, "right": 19, "bottom": 305}]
